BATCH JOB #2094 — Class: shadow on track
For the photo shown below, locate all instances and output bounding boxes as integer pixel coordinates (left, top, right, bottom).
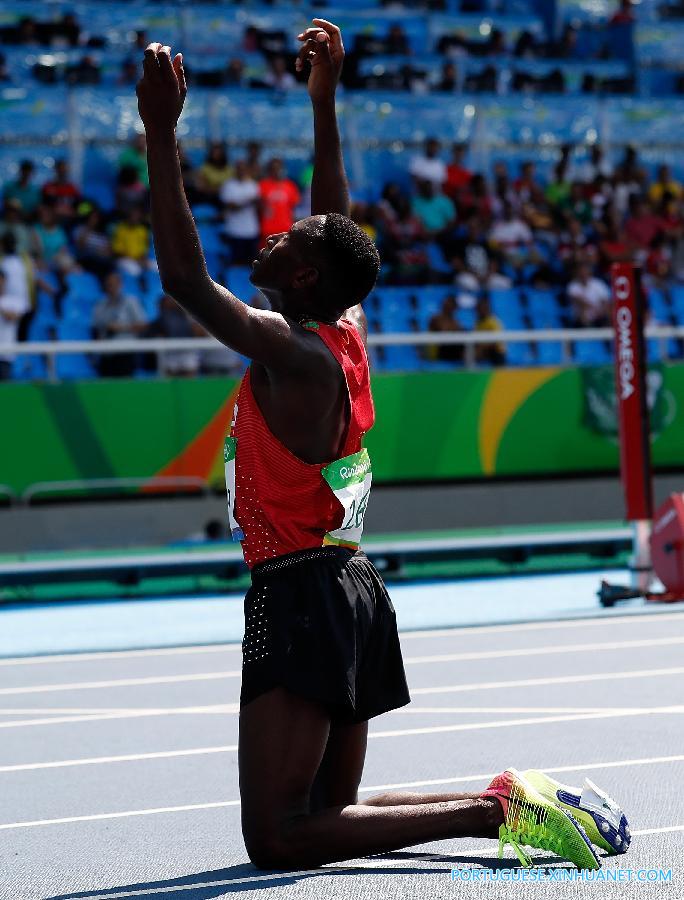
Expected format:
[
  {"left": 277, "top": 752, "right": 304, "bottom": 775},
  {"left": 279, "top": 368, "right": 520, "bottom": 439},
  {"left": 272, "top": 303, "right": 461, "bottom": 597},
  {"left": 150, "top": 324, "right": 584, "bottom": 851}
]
[{"left": 45, "top": 851, "right": 566, "bottom": 898}]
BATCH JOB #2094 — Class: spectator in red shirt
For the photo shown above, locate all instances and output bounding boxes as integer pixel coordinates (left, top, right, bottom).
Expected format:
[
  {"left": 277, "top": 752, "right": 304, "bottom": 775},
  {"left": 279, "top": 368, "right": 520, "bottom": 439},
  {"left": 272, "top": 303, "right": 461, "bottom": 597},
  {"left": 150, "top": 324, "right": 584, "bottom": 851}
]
[
  {"left": 611, "top": 0, "right": 635, "bottom": 24},
  {"left": 444, "top": 143, "right": 472, "bottom": 202},
  {"left": 258, "top": 159, "right": 300, "bottom": 245},
  {"left": 624, "top": 196, "right": 663, "bottom": 257},
  {"left": 42, "top": 159, "right": 80, "bottom": 221}
]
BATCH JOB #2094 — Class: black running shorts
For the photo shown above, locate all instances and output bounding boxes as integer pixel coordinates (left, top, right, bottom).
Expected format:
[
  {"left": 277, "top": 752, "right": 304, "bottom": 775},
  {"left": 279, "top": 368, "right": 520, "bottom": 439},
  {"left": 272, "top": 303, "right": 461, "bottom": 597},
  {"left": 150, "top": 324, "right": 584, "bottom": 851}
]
[{"left": 239, "top": 545, "right": 411, "bottom": 723}]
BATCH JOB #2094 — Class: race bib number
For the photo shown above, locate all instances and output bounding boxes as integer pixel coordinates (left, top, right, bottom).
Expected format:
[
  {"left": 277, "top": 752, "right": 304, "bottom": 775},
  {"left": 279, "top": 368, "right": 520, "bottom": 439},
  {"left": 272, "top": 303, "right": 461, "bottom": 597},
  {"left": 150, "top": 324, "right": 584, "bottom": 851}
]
[
  {"left": 322, "top": 448, "right": 372, "bottom": 550},
  {"left": 224, "top": 436, "right": 245, "bottom": 542}
]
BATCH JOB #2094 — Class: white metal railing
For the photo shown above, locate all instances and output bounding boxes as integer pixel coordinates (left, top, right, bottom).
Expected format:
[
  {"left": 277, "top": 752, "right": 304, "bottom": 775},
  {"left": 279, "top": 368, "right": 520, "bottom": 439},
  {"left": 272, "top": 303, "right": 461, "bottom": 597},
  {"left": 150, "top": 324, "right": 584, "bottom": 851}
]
[{"left": 1, "top": 326, "right": 683, "bottom": 380}]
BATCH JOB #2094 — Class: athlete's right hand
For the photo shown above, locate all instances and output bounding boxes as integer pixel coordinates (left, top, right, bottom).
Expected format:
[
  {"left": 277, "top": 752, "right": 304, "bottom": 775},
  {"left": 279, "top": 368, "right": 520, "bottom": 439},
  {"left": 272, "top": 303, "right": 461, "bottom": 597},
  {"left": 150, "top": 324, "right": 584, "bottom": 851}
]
[
  {"left": 296, "top": 19, "right": 344, "bottom": 104},
  {"left": 137, "top": 42, "right": 187, "bottom": 133}
]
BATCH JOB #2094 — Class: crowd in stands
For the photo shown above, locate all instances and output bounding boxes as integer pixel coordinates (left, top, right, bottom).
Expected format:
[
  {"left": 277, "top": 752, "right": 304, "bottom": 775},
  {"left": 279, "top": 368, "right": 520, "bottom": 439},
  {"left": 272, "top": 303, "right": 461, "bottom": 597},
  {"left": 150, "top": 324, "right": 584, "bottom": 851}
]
[
  {"left": 0, "top": 2, "right": 635, "bottom": 96},
  {"left": 2, "top": 128, "right": 684, "bottom": 377}
]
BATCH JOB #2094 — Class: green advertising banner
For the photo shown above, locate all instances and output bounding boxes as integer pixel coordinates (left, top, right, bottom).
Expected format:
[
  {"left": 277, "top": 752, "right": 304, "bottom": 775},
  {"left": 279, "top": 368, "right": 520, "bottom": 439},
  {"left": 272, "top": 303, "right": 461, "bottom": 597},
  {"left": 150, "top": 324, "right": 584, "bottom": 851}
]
[{"left": 1, "top": 363, "right": 683, "bottom": 498}]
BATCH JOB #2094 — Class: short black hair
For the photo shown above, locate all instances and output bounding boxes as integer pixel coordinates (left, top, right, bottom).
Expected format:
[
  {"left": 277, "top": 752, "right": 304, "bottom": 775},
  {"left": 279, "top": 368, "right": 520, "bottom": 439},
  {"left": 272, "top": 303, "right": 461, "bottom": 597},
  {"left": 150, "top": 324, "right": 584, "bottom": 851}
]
[{"left": 308, "top": 213, "right": 381, "bottom": 313}]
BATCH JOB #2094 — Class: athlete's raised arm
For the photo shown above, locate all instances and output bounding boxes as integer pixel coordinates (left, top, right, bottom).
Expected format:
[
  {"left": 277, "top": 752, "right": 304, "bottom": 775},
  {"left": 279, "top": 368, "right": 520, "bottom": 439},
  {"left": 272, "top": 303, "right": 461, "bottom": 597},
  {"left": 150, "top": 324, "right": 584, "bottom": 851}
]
[
  {"left": 297, "top": 20, "right": 368, "bottom": 342},
  {"left": 136, "top": 43, "right": 331, "bottom": 376}
]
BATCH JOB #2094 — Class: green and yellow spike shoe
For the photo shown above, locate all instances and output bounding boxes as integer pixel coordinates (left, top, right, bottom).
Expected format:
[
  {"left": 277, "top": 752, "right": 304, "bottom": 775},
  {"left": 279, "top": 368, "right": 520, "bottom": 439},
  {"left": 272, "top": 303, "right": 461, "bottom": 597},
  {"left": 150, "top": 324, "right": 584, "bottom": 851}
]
[
  {"left": 482, "top": 768, "right": 601, "bottom": 870},
  {"left": 523, "top": 769, "right": 630, "bottom": 856}
]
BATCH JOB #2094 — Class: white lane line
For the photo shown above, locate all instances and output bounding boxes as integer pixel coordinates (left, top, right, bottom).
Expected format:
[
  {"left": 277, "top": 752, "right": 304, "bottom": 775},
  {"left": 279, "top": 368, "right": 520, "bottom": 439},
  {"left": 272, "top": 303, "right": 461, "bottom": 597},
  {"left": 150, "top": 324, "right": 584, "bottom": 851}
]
[
  {"left": 633, "top": 825, "right": 684, "bottom": 836},
  {"left": 2, "top": 666, "right": 683, "bottom": 729},
  {"left": 5, "top": 635, "right": 684, "bottom": 698},
  {"left": 2, "top": 608, "right": 682, "bottom": 669},
  {"left": 411, "top": 666, "right": 684, "bottom": 696},
  {"left": 0, "top": 705, "right": 238, "bottom": 716},
  {"left": 4, "top": 710, "right": 684, "bottom": 773},
  {"left": 0, "top": 703, "right": 644, "bottom": 717},
  {"left": 399, "top": 609, "right": 684, "bottom": 640},
  {"left": 0, "top": 746, "right": 238, "bottom": 773},
  {"left": 0, "top": 706, "right": 240, "bottom": 731},
  {"left": 0, "top": 670, "right": 241, "bottom": 697},
  {"left": 357, "top": 753, "right": 684, "bottom": 792},
  {"left": 371, "top": 707, "right": 684, "bottom": 740},
  {"left": 0, "top": 644, "right": 241, "bottom": 667},
  {"left": 0, "top": 801, "right": 241, "bottom": 830},
  {"left": 403, "top": 635, "right": 684, "bottom": 665}
]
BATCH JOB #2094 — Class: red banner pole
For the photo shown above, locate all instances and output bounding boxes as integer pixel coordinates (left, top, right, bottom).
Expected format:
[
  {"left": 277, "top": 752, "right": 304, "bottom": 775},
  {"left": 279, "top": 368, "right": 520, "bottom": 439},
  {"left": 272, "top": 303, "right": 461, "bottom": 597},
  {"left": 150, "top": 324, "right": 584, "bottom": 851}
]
[{"left": 610, "top": 262, "right": 654, "bottom": 590}]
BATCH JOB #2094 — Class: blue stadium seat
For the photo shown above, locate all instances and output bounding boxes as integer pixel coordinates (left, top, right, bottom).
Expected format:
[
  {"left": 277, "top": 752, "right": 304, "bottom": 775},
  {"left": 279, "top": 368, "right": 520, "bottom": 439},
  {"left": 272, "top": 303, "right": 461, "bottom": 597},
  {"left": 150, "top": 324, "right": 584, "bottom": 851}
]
[
  {"left": 382, "top": 344, "right": 422, "bottom": 371},
  {"left": 505, "top": 341, "right": 534, "bottom": 366},
  {"left": 226, "top": 266, "right": 257, "bottom": 304},
  {"left": 573, "top": 341, "right": 611, "bottom": 366},
  {"left": 646, "top": 287, "right": 671, "bottom": 322},
  {"left": 536, "top": 341, "right": 565, "bottom": 366},
  {"left": 55, "top": 321, "right": 96, "bottom": 380}
]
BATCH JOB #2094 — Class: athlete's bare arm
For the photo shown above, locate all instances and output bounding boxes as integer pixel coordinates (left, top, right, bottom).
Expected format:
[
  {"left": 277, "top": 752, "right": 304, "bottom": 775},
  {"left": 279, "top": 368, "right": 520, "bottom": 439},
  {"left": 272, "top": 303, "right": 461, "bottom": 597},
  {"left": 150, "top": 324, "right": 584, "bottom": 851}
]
[
  {"left": 136, "top": 44, "right": 331, "bottom": 377},
  {"left": 297, "top": 20, "right": 368, "bottom": 345}
]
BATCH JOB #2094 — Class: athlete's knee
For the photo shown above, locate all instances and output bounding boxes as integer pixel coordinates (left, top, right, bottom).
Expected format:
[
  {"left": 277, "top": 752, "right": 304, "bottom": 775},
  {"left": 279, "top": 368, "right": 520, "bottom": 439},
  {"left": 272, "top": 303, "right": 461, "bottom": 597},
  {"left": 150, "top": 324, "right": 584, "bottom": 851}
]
[{"left": 243, "top": 819, "right": 294, "bottom": 870}]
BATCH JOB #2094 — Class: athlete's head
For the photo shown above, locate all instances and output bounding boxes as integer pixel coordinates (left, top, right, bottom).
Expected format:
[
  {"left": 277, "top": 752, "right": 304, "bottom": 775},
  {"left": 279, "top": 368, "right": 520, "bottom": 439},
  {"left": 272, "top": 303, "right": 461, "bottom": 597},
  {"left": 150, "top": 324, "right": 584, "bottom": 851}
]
[{"left": 249, "top": 213, "right": 380, "bottom": 322}]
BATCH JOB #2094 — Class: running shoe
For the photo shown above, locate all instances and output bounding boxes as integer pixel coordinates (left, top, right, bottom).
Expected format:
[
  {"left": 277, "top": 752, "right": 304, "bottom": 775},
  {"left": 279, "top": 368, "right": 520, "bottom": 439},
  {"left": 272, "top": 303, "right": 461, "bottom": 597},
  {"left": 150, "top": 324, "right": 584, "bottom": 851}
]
[
  {"left": 482, "top": 768, "right": 601, "bottom": 870},
  {"left": 522, "top": 769, "right": 630, "bottom": 856}
]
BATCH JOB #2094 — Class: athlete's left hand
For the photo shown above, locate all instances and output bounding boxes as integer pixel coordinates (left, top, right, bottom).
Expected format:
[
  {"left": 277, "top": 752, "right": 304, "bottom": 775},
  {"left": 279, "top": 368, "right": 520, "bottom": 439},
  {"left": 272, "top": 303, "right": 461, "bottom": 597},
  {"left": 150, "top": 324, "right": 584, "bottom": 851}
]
[
  {"left": 296, "top": 19, "right": 344, "bottom": 104},
  {"left": 136, "top": 42, "right": 187, "bottom": 133}
]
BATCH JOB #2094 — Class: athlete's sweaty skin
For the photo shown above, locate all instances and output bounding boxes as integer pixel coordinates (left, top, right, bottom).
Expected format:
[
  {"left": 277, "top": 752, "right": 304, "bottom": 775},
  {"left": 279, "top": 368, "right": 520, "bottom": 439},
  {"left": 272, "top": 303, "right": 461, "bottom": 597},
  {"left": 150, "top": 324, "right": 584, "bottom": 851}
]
[{"left": 137, "top": 21, "right": 503, "bottom": 870}]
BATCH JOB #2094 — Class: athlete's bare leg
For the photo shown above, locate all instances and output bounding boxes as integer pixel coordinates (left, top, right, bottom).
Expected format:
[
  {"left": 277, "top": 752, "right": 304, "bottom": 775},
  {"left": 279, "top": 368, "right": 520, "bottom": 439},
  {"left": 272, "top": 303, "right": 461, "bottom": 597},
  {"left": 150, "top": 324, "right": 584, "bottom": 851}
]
[{"left": 239, "top": 687, "right": 503, "bottom": 870}]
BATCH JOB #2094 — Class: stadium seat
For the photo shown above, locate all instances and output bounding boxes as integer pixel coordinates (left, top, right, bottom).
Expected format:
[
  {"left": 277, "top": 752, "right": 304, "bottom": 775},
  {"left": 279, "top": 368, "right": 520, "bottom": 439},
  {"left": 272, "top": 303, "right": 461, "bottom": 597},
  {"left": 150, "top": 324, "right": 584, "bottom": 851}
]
[
  {"left": 573, "top": 341, "right": 611, "bottom": 366},
  {"left": 505, "top": 341, "right": 534, "bottom": 366},
  {"left": 536, "top": 341, "right": 565, "bottom": 366},
  {"left": 55, "top": 321, "right": 97, "bottom": 380}
]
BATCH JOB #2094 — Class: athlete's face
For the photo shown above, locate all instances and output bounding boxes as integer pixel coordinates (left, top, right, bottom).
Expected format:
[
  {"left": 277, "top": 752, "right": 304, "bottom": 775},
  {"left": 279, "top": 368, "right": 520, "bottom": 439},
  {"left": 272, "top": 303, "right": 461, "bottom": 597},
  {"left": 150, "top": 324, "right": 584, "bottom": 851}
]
[{"left": 249, "top": 217, "right": 323, "bottom": 313}]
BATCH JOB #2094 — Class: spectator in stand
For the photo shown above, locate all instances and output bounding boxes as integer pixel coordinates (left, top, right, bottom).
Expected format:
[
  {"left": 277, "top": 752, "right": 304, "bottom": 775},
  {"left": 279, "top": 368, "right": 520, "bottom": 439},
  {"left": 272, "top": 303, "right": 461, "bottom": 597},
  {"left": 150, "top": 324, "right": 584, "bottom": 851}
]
[
  {"left": 545, "top": 161, "right": 572, "bottom": 212},
  {"left": 259, "top": 159, "right": 300, "bottom": 246},
  {"left": 558, "top": 216, "right": 599, "bottom": 269},
  {"left": 648, "top": 164, "right": 682, "bottom": 205},
  {"left": 428, "top": 295, "right": 464, "bottom": 363},
  {"left": 444, "top": 143, "right": 472, "bottom": 202},
  {"left": 645, "top": 232, "right": 673, "bottom": 288},
  {"left": 624, "top": 196, "right": 663, "bottom": 258},
  {"left": 118, "top": 134, "right": 149, "bottom": 188},
  {"left": 111, "top": 206, "right": 152, "bottom": 277},
  {"left": 513, "top": 161, "right": 540, "bottom": 206},
  {"left": 73, "top": 207, "right": 112, "bottom": 278},
  {"left": 0, "top": 269, "right": 30, "bottom": 380},
  {"left": 611, "top": 0, "right": 635, "bottom": 24},
  {"left": 41, "top": 159, "right": 80, "bottom": 221},
  {"left": 0, "top": 52, "right": 9, "bottom": 83},
  {"left": 658, "top": 191, "right": 684, "bottom": 242},
  {"left": 384, "top": 196, "right": 430, "bottom": 284},
  {"left": 411, "top": 179, "right": 456, "bottom": 240},
  {"left": 435, "top": 62, "right": 458, "bottom": 92},
  {"left": 92, "top": 270, "right": 147, "bottom": 377},
  {"left": 32, "top": 200, "right": 73, "bottom": 272},
  {"left": 483, "top": 256, "right": 513, "bottom": 290},
  {"left": 409, "top": 138, "right": 447, "bottom": 191},
  {"left": 377, "top": 182, "right": 405, "bottom": 229},
  {"left": 118, "top": 57, "right": 139, "bottom": 86},
  {"left": 565, "top": 181, "right": 593, "bottom": 225},
  {"left": 567, "top": 262, "right": 611, "bottom": 326},
  {"left": 0, "top": 199, "right": 32, "bottom": 255},
  {"left": 351, "top": 202, "right": 378, "bottom": 243},
  {"left": 598, "top": 210, "right": 631, "bottom": 268},
  {"left": 448, "top": 216, "right": 489, "bottom": 285},
  {"left": 246, "top": 141, "right": 263, "bottom": 181},
  {"left": 386, "top": 24, "right": 411, "bottom": 55},
  {"left": 488, "top": 201, "right": 533, "bottom": 264},
  {"left": 458, "top": 173, "right": 493, "bottom": 222},
  {"left": 65, "top": 54, "right": 101, "bottom": 85},
  {"left": 196, "top": 141, "right": 232, "bottom": 205},
  {"left": 576, "top": 144, "right": 613, "bottom": 184},
  {"left": 3, "top": 160, "right": 41, "bottom": 216},
  {"left": 264, "top": 56, "right": 296, "bottom": 91},
  {"left": 1, "top": 232, "right": 32, "bottom": 318},
  {"left": 220, "top": 159, "right": 261, "bottom": 265},
  {"left": 474, "top": 296, "right": 505, "bottom": 365},
  {"left": 115, "top": 165, "right": 148, "bottom": 216},
  {"left": 225, "top": 58, "right": 246, "bottom": 88},
  {"left": 146, "top": 294, "right": 201, "bottom": 377}
]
